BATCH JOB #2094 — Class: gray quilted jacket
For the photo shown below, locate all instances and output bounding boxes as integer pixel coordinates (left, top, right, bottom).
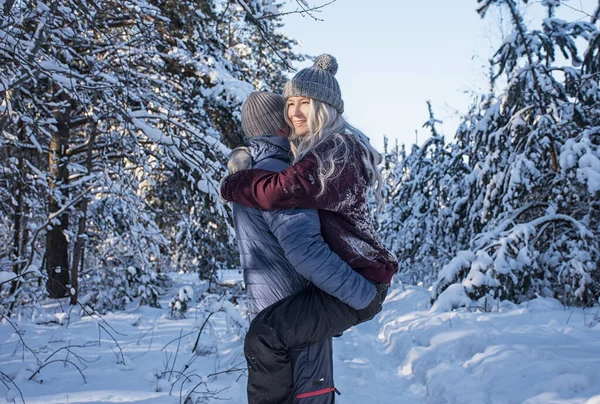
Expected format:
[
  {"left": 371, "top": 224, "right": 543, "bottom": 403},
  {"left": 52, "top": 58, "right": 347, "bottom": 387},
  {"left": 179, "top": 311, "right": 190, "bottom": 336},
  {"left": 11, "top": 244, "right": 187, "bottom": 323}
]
[{"left": 232, "top": 134, "right": 375, "bottom": 320}]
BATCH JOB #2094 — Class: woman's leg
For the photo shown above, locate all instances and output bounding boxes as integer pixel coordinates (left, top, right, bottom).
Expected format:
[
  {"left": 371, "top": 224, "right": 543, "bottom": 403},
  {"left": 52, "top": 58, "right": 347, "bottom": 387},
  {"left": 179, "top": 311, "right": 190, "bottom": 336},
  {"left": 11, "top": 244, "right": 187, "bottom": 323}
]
[{"left": 245, "top": 286, "right": 358, "bottom": 404}]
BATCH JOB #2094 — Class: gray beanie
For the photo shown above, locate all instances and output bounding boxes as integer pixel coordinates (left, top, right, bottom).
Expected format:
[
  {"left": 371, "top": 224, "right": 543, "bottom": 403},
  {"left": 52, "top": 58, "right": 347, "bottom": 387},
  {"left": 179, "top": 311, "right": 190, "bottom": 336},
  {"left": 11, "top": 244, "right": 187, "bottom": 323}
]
[
  {"left": 241, "top": 92, "right": 286, "bottom": 138},
  {"left": 283, "top": 54, "right": 344, "bottom": 114}
]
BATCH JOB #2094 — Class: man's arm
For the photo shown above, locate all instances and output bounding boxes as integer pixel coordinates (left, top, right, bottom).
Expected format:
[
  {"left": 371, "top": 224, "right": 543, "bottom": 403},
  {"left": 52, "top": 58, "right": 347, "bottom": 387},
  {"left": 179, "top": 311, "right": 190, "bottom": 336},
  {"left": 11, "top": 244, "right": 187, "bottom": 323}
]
[{"left": 262, "top": 207, "right": 375, "bottom": 310}]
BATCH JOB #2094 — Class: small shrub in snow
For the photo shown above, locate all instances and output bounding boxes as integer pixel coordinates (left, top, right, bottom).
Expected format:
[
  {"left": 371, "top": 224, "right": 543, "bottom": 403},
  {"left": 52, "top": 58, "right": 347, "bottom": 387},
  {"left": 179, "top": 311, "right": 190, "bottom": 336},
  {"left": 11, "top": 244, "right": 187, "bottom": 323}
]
[
  {"left": 80, "top": 265, "right": 131, "bottom": 313},
  {"left": 80, "top": 265, "right": 169, "bottom": 314},
  {"left": 133, "top": 268, "right": 169, "bottom": 309},
  {"left": 169, "top": 286, "right": 194, "bottom": 319}
]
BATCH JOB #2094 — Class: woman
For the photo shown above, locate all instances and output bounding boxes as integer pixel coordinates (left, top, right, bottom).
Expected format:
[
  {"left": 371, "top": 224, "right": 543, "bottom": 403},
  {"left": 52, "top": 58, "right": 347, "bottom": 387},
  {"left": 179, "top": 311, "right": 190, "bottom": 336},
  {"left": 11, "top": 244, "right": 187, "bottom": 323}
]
[{"left": 220, "top": 54, "right": 398, "bottom": 403}]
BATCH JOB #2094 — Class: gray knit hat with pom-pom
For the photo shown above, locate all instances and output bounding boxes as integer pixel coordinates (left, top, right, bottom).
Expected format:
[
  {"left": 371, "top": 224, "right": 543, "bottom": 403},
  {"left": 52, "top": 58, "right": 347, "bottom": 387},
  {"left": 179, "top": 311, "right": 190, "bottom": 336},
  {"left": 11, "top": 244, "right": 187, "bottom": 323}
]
[{"left": 283, "top": 54, "right": 344, "bottom": 113}]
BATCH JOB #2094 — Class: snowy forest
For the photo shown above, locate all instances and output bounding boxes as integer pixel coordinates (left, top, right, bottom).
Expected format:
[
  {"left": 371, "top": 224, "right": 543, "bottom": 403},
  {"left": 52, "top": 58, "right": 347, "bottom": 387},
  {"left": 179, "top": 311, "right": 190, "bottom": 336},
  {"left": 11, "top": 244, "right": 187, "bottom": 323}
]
[
  {"left": 1, "top": 0, "right": 304, "bottom": 313},
  {"left": 1, "top": 0, "right": 600, "bottom": 403}
]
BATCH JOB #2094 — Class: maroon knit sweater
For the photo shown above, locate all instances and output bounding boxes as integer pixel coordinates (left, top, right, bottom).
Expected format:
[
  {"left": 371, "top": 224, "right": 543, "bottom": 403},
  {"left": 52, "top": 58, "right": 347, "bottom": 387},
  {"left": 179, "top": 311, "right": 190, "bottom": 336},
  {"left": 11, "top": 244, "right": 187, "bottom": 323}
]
[{"left": 221, "top": 134, "right": 398, "bottom": 284}]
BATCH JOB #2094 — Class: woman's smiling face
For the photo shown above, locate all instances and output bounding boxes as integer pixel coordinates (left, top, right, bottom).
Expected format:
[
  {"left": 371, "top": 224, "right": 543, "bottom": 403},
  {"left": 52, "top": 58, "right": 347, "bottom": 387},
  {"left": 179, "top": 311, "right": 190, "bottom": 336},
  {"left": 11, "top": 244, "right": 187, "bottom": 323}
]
[{"left": 287, "top": 96, "right": 311, "bottom": 136}]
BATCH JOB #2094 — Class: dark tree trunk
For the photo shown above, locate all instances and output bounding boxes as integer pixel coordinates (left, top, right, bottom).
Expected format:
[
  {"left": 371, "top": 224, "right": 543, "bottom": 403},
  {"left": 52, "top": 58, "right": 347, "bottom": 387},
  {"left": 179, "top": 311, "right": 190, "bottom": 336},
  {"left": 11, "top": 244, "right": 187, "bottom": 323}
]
[
  {"left": 70, "top": 126, "right": 96, "bottom": 305},
  {"left": 70, "top": 207, "right": 85, "bottom": 305},
  {"left": 9, "top": 123, "right": 25, "bottom": 295},
  {"left": 3, "top": 0, "right": 16, "bottom": 16},
  {"left": 46, "top": 100, "right": 71, "bottom": 298}
]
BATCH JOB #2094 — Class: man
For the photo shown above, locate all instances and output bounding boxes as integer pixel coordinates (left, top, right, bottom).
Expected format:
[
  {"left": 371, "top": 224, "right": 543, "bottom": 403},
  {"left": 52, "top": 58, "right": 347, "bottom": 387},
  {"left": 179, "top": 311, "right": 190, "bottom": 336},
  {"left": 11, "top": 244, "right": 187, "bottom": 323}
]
[{"left": 228, "top": 91, "right": 379, "bottom": 403}]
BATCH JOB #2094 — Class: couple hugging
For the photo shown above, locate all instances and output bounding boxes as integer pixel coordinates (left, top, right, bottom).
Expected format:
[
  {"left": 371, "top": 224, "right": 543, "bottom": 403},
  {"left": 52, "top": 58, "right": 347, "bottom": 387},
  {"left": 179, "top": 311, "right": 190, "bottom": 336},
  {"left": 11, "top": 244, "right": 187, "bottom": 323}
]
[{"left": 220, "top": 53, "right": 398, "bottom": 404}]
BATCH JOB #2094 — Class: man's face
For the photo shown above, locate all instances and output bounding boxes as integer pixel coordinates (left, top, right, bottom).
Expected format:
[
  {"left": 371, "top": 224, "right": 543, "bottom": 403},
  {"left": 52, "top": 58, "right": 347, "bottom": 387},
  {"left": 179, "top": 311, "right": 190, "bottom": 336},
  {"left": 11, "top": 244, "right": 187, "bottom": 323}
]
[
  {"left": 287, "top": 96, "right": 310, "bottom": 136},
  {"left": 275, "top": 125, "right": 290, "bottom": 138}
]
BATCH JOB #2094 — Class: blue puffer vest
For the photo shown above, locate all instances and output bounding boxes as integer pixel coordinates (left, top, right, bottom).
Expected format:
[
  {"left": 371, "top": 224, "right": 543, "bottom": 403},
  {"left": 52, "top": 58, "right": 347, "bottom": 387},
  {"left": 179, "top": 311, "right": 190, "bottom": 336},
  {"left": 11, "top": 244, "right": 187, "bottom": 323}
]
[{"left": 232, "top": 135, "right": 375, "bottom": 320}]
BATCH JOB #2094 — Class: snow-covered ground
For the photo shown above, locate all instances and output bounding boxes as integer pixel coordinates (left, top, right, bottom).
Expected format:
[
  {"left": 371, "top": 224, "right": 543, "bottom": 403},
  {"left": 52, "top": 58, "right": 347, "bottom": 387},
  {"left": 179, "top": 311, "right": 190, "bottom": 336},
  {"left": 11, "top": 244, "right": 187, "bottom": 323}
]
[{"left": 1, "top": 270, "right": 600, "bottom": 404}]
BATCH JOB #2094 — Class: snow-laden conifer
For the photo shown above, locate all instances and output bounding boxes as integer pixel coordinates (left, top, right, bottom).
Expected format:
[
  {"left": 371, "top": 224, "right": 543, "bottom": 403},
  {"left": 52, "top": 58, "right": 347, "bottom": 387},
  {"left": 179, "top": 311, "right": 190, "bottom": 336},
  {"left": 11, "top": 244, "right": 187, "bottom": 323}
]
[{"left": 382, "top": 0, "right": 599, "bottom": 307}]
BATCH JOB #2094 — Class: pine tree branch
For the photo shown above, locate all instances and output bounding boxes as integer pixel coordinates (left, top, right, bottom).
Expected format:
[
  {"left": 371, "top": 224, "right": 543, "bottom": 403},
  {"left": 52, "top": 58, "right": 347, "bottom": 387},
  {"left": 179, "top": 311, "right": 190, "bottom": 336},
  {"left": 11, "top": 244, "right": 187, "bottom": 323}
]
[
  {"left": 504, "top": 1, "right": 559, "bottom": 171},
  {"left": 256, "top": 0, "right": 337, "bottom": 22},
  {"left": 235, "top": 0, "right": 296, "bottom": 71}
]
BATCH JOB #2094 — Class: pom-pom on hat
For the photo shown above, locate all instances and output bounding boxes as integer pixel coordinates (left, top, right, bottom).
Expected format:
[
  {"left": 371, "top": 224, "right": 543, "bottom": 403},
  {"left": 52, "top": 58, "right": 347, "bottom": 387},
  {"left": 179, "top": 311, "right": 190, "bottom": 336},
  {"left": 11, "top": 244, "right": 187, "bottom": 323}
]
[
  {"left": 283, "top": 54, "right": 344, "bottom": 114},
  {"left": 241, "top": 91, "right": 286, "bottom": 138}
]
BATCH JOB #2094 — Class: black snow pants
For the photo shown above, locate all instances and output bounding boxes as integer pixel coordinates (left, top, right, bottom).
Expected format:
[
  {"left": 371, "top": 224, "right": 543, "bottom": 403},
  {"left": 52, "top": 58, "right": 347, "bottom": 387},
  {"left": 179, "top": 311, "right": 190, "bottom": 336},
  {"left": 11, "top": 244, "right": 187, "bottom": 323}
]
[
  {"left": 245, "top": 284, "right": 360, "bottom": 404},
  {"left": 290, "top": 338, "right": 334, "bottom": 403}
]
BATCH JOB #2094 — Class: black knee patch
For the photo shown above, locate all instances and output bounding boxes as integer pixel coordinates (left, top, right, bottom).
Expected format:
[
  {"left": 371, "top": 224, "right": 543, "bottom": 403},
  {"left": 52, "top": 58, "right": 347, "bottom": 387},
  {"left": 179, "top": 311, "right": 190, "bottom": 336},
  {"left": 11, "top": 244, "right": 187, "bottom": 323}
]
[{"left": 245, "top": 316, "right": 283, "bottom": 357}]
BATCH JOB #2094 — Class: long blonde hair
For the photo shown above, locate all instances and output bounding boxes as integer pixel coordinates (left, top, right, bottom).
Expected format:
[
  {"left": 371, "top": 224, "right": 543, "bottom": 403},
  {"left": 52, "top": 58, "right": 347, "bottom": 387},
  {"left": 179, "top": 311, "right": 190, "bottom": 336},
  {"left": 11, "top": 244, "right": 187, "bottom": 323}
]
[{"left": 285, "top": 99, "right": 384, "bottom": 206}]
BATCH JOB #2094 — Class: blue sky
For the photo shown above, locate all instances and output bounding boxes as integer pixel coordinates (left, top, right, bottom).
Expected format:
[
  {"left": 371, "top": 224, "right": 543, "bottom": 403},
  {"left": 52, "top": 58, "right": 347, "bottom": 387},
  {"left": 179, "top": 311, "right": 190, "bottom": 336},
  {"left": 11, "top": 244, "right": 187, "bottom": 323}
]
[{"left": 279, "top": 0, "right": 596, "bottom": 152}]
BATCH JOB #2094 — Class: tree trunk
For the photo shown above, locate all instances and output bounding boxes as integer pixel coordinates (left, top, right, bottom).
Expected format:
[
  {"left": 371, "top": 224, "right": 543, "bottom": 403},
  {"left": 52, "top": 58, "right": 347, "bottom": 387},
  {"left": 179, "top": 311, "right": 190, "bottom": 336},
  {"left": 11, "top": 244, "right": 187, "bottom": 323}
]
[
  {"left": 46, "top": 100, "right": 71, "bottom": 298},
  {"left": 69, "top": 205, "right": 85, "bottom": 305},
  {"left": 70, "top": 126, "right": 96, "bottom": 305},
  {"left": 9, "top": 123, "right": 25, "bottom": 295},
  {"left": 3, "top": 0, "right": 16, "bottom": 16}
]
